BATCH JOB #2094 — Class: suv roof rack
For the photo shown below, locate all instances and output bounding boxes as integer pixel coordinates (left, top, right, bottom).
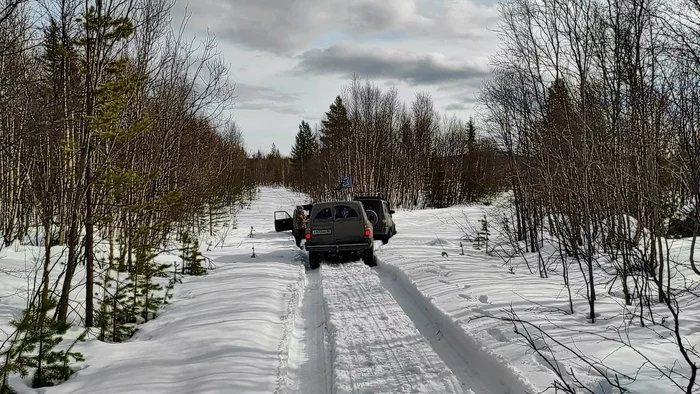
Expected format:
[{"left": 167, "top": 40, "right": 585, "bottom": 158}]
[{"left": 351, "top": 192, "right": 385, "bottom": 200}]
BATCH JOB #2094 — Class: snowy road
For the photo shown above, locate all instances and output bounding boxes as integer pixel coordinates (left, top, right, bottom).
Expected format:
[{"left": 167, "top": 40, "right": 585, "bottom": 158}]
[
  {"left": 319, "top": 261, "right": 467, "bottom": 393},
  {"left": 286, "top": 269, "right": 331, "bottom": 394}
]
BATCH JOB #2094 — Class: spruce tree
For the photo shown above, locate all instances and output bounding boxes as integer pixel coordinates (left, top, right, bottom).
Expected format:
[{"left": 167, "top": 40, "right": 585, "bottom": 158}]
[
  {"left": 135, "top": 242, "right": 169, "bottom": 322},
  {"left": 178, "top": 232, "right": 207, "bottom": 276},
  {"left": 467, "top": 116, "right": 476, "bottom": 146},
  {"left": 320, "top": 96, "right": 350, "bottom": 150},
  {"left": 290, "top": 120, "right": 318, "bottom": 189},
  {"left": 269, "top": 144, "right": 281, "bottom": 159},
  {"left": 96, "top": 254, "right": 135, "bottom": 343}
]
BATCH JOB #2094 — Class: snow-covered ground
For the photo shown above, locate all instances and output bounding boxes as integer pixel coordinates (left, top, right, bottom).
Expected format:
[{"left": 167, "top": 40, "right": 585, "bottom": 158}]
[
  {"left": 1, "top": 187, "right": 698, "bottom": 393},
  {"left": 320, "top": 262, "right": 467, "bottom": 393},
  {"left": 378, "top": 206, "right": 700, "bottom": 394}
]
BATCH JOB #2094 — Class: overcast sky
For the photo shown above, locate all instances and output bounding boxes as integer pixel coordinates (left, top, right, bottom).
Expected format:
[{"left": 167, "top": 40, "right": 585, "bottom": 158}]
[{"left": 173, "top": 0, "right": 502, "bottom": 155}]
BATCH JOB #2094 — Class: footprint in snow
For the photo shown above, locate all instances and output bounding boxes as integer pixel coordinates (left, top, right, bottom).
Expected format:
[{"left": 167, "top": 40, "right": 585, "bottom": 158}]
[
  {"left": 487, "top": 327, "right": 509, "bottom": 343},
  {"left": 405, "top": 365, "right": 425, "bottom": 374},
  {"left": 479, "top": 295, "right": 489, "bottom": 304}
]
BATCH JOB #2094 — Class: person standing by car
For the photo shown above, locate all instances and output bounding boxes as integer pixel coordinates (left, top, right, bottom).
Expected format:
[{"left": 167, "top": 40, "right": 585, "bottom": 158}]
[{"left": 292, "top": 205, "right": 309, "bottom": 248}]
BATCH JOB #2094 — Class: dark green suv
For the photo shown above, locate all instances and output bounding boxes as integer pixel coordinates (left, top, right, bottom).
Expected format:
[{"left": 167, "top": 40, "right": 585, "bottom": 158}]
[
  {"left": 351, "top": 193, "right": 397, "bottom": 244},
  {"left": 276, "top": 201, "right": 376, "bottom": 270},
  {"left": 305, "top": 201, "right": 377, "bottom": 269}
]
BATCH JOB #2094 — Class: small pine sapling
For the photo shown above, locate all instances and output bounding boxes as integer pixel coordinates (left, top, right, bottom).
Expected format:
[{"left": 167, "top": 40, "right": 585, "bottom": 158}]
[
  {"left": 186, "top": 239, "right": 207, "bottom": 276},
  {"left": 135, "top": 244, "right": 170, "bottom": 322},
  {"left": 178, "top": 232, "right": 207, "bottom": 276},
  {"left": 96, "top": 253, "right": 137, "bottom": 342},
  {"left": 0, "top": 294, "right": 85, "bottom": 389},
  {"left": 164, "top": 262, "right": 182, "bottom": 304},
  {"left": 178, "top": 232, "right": 193, "bottom": 275}
]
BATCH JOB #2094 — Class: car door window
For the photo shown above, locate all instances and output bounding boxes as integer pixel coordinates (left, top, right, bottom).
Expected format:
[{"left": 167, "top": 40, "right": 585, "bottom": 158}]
[
  {"left": 334, "top": 205, "right": 359, "bottom": 220},
  {"left": 315, "top": 207, "right": 333, "bottom": 221}
]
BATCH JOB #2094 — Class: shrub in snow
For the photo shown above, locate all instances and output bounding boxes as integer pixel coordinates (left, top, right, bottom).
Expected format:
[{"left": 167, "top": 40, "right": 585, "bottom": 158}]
[
  {"left": 134, "top": 244, "right": 170, "bottom": 323},
  {"left": 178, "top": 232, "right": 207, "bottom": 276},
  {"left": 0, "top": 294, "right": 85, "bottom": 391},
  {"left": 96, "top": 267, "right": 135, "bottom": 343}
]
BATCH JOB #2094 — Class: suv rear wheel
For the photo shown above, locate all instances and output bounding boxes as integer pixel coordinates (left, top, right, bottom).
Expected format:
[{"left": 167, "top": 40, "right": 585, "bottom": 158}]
[
  {"left": 309, "top": 251, "right": 321, "bottom": 270},
  {"left": 362, "top": 248, "right": 376, "bottom": 267}
]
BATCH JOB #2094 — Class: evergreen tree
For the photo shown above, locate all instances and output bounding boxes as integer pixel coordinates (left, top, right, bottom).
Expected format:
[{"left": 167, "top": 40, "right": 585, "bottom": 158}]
[
  {"left": 320, "top": 96, "right": 350, "bottom": 151},
  {"left": 179, "top": 232, "right": 207, "bottom": 276},
  {"left": 319, "top": 96, "right": 351, "bottom": 192},
  {"left": 0, "top": 294, "right": 85, "bottom": 390},
  {"left": 205, "top": 198, "right": 229, "bottom": 237},
  {"left": 135, "top": 242, "right": 169, "bottom": 322},
  {"left": 466, "top": 116, "right": 476, "bottom": 147},
  {"left": 290, "top": 120, "right": 318, "bottom": 189},
  {"left": 95, "top": 254, "right": 135, "bottom": 343},
  {"left": 268, "top": 144, "right": 281, "bottom": 159}
]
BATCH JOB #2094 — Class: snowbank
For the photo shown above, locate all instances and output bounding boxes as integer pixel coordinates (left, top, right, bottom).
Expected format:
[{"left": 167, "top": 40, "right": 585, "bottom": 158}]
[{"left": 377, "top": 205, "right": 700, "bottom": 393}]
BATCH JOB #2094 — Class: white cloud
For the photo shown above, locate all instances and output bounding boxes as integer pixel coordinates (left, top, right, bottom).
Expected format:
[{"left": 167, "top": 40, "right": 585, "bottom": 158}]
[
  {"left": 172, "top": 0, "right": 503, "bottom": 154},
  {"left": 294, "top": 42, "right": 489, "bottom": 85}
]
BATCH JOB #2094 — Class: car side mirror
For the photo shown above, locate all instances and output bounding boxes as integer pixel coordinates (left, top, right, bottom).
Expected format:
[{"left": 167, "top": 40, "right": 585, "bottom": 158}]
[{"left": 389, "top": 210, "right": 395, "bottom": 215}]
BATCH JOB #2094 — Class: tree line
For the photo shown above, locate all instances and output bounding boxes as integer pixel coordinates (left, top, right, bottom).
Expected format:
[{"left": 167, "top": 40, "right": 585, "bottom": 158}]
[
  {"left": 283, "top": 76, "right": 504, "bottom": 208},
  {"left": 0, "top": 0, "right": 254, "bottom": 389}
]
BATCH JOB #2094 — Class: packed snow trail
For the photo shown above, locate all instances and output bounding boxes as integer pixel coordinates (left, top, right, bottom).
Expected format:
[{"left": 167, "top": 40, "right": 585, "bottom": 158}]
[
  {"left": 286, "top": 268, "right": 331, "bottom": 393},
  {"left": 320, "top": 261, "right": 470, "bottom": 394}
]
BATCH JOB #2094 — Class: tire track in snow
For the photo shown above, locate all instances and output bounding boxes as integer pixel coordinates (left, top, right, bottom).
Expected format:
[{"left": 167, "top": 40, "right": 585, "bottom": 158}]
[
  {"left": 320, "top": 261, "right": 467, "bottom": 393},
  {"left": 376, "top": 254, "right": 536, "bottom": 394},
  {"left": 275, "top": 267, "right": 305, "bottom": 394},
  {"left": 286, "top": 267, "right": 331, "bottom": 394},
  {"left": 377, "top": 264, "right": 507, "bottom": 394}
]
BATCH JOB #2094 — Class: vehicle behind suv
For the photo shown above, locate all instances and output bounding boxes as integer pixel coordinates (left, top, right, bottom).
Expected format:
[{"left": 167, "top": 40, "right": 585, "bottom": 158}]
[
  {"left": 303, "top": 201, "right": 376, "bottom": 269},
  {"left": 351, "top": 193, "right": 397, "bottom": 244}
]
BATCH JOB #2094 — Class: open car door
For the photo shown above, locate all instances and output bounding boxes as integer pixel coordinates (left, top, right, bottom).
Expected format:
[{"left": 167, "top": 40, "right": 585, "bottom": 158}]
[{"left": 274, "top": 211, "right": 294, "bottom": 232}]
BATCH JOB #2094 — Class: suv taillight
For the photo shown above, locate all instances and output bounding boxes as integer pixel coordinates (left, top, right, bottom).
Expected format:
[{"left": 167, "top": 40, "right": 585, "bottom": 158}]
[
  {"left": 305, "top": 230, "right": 311, "bottom": 240},
  {"left": 364, "top": 225, "right": 371, "bottom": 238}
]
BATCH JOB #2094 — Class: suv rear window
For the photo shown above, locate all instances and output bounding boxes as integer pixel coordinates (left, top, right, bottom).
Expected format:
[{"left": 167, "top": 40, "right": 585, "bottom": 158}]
[
  {"left": 334, "top": 205, "right": 359, "bottom": 219},
  {"left": 314, "top": 207, "right": 333, "bottom": 221}
]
